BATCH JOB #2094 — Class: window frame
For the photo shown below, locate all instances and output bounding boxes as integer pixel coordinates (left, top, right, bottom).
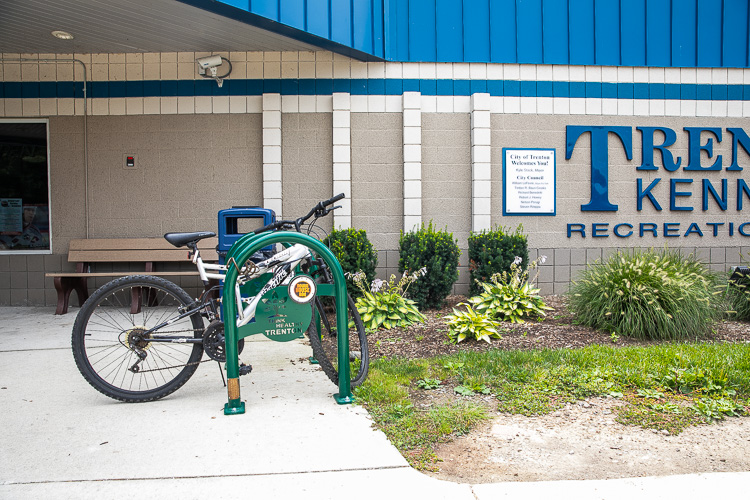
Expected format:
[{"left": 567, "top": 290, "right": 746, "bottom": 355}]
[{"left": 0, "top": 118, "right": 53, "bottom": 255}]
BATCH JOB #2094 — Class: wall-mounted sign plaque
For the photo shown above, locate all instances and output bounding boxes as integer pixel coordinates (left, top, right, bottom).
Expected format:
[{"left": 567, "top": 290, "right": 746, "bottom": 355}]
[{"left": 503, "top": 148, "right": 556, "bottom": 216}]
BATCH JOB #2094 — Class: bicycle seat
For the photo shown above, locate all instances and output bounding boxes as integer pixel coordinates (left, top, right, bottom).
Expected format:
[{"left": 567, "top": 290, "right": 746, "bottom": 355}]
[{"left": 164, "top": 231, "right": 216, "bottom": 248}]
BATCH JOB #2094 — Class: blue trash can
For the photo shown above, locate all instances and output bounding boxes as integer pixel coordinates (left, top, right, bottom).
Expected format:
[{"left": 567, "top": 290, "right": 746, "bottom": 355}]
[{"left": 217, "top": 206, "right": 276, "bottom": 266}]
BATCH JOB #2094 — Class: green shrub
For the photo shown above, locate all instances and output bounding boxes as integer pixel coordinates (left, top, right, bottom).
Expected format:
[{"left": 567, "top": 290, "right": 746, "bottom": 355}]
[
  {"left": 568, "top": 248, "right": 720, "bottom": 341},
  {"left": 350, "top": 269, "right": 426, "bottom": 331},
  {"left": 468, "top": 225, "right": 528, "bottom": 296},
  {"left": 444, "top": 304, "right": 503, "bottom": 343},
  {"left": 725, "top": 268, "right": 750, "bottom": 320},
  {"left": 324, "top": 228, "right": 378, "bottom": 298},
  {"left": 399, "top": 221, "right": 460, "bottom": 310},
  {"left": 468, "top": 256, "right": 552, "bottom": 323}
]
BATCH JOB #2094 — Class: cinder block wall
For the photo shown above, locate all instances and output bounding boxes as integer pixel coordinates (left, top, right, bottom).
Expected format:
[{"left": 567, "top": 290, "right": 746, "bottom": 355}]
[
  {"left": 422, "top": 113, "right": 472, "bottom": 295},
  {"left": 3, "top": 51, "right": 750, "bottom": 306},
  {"left": 351, "top": 113, "right": 403, "bottom": 280}
]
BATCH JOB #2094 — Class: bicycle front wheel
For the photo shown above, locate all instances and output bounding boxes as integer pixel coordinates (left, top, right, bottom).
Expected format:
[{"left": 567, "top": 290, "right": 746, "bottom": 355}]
[
  {"left": 71, "top": 275, "right": 205, "bottom": 402},
  {"left": 308, "top": 294, "right": 369, "bottom": 388}
]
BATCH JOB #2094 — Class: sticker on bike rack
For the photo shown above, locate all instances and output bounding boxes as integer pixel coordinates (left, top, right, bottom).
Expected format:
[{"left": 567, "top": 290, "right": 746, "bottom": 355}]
[{"left": 288, "top": 275, "right": 316, "bottom": 304}]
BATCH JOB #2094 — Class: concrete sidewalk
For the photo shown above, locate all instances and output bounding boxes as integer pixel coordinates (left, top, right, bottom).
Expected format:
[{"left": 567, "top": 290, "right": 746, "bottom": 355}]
[{"left": 1, "top": 306, "right": 747, "bottom": 499}]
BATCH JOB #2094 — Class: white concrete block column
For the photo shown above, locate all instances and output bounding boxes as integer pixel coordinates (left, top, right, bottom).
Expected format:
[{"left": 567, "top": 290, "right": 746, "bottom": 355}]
[
  {"left": 262, "top": 93, "right": 283, "bottom": 216},
  {"left": 332, "top": 92, "right": 352, "bottom": 229},
  {"left": 403, "top": 91, "right": 422, "bottom": 231},
  {"left": 471, "top": 93, "right": 492, "bottom": 232}
]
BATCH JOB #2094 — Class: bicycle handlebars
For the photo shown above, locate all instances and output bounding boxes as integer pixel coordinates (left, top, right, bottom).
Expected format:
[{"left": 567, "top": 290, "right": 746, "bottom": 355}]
[{"left": 253, "top": 193, "right": 345, "bottom": 235}]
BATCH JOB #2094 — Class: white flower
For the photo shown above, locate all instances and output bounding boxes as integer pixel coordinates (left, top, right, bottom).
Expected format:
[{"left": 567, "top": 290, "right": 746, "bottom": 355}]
[
  {"left": 513, "top": 256, "right": 523, "bottom": 265},
  {"left": 540, "top": 255, "right": 547, "bottom": 264},
  {"left": 371, "top": 279, "right": 384, "bottom": 293}
]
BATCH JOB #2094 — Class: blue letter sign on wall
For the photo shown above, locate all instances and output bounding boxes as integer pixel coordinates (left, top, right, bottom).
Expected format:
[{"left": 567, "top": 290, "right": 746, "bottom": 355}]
[{"left": 566, "top": 126, "right": 633, "bottom": 212}]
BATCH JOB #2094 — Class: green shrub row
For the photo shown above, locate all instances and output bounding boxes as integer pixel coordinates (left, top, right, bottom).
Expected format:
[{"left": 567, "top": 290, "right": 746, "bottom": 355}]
[
  {"left": 323, "top": 228, "right": 378, "bottom": 299},
  {"left": 327, "top": 223, "right": 534, "bottom": 311},
  {"left": 398, "top": 221, "right": 461, "bottom": 310},
  {"left": 468, "top": 225, "right": 528, "bottom": 296}
]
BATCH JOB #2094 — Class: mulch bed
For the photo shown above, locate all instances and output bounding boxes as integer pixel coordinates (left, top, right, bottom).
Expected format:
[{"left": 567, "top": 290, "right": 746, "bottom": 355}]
[{"left": 365, "top": 295, "right": 750, "bottom": 359}]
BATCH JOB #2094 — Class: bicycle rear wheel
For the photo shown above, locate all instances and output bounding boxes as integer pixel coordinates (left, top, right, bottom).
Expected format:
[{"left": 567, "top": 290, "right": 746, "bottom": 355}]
[
  {"left": 71, "top": 275, "right": 205, "bottom": 402},
  {"left": 308, "top": 294, "right": 369, "bottom": 388}
]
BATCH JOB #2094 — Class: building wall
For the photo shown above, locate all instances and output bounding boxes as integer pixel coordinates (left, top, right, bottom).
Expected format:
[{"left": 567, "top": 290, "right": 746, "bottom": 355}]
[
  {"left": 2, "top": 51, "right": 750, "bottom": 305},
  {"left": 351, "top": 112, "right": 403, "bottom": 278}
]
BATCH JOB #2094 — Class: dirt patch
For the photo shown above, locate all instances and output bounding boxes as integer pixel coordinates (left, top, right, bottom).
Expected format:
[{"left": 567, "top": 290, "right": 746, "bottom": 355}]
[
  {"left": 366, "top": 295, "right": 750, "bottom": 360},
  {"left": 361, "top": 295, "right": 750, "bottom": 483},
  {"left": 429, "top": 398, "right": 750, "bottom": 483}
]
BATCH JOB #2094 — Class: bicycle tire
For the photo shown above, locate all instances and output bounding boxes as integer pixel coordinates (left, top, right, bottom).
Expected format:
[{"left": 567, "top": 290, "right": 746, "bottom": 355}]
[
  {"left": 71, "top": 275, "right": 205, "bottom": 402},
  {"left": 308, "top": 293, "right": 369, "bottom": 388}
]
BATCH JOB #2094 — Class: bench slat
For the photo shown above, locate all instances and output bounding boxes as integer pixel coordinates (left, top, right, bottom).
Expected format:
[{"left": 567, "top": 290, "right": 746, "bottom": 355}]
[
  {"left": 69, "top": 237, "right": 217, "bottom": 251},
  {"left": 46, "top": 271, "right": 202, "bottom": 278},
  {"left": 69, "top": 249, "right": 197, "bottom": 263},
  {"left": 51, "top": 237, "right": 219, "bottom": 315}
]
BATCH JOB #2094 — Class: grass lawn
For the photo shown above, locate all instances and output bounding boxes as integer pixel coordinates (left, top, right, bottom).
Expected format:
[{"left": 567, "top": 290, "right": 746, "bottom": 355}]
[{"left": 354, "top": 343, "right": 750, "bottom": 470}]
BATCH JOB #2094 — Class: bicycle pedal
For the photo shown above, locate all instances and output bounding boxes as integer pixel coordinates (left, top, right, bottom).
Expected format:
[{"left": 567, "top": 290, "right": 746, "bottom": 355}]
[{"left": 239, "top": 364, "right": 253, "bottom": 376}]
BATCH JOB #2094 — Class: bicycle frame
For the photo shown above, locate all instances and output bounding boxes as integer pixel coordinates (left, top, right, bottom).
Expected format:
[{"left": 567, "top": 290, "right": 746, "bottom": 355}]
[{"left": 193, "top": 242, "right": 312, "bottom": 327}]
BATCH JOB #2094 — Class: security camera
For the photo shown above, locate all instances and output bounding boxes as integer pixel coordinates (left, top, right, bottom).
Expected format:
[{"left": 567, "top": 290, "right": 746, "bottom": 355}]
[
  {"left": 196, "top": 55, "right": 223, "bottom": 73},
  {"left": 195, "top": 54, "right": 232, "bottom": 88}
]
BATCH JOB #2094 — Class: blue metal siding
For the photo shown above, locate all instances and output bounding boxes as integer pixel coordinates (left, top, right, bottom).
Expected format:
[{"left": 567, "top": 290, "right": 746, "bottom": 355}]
[
  {"left": 410, "top": 0, "right": 437, "bottom": 61},
  {"left": 330, "top": 0, "right": 352, "bottom": 46},
  {"left": 542, "top": 0, "right": 569, "bottom": 64},
  {"left": 210, "top": 0, "right": 750, "bottom": 67},
  {"left": 249, "top": 0, "right": 278, "bottom": 21},
  {"left": 698, "top": 0, "right": 722, "bottom": 66},
  {"left": 646, "top": 0, "right": 671, "bottom": 66},
  {"left": 437, "top": 0, "right": 463, "bottom": 61},
  {"left": 594, "top": 0, "right": 619, "bottom": 65},
  {"left": 724, "top": 0, "right": 749, "bottom": 66},
  {"left": 353, "top": 0, "right": 373, "bottom": 54},
  {"left": 516, "top": 0, "right": 543, "bottom": 63},
  {"left": 569, "top": 0, "right": 595, "bottom": 65},
  {"left": 672, "top": 0, "right": 697, "bottom": 67},
  {"left": 279, "top": 0, "right": 305, "bottom": 29},
  {"left": 463, "top": 0, "right": 490, "bottom": 62},
  {"left": 490, "top": 0, "right": 517, "bottom": 62},
  {"left": 306, "top": 0, "right": 330, "bottom": 38},
  {"left": 620, "top": 0, "right": 646, "bottom": 66}
]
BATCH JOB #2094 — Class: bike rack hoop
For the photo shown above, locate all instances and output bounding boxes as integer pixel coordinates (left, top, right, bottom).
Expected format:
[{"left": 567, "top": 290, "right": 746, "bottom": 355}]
[{"left": 221, "top": 231, "right": 353, "bottom": 415}]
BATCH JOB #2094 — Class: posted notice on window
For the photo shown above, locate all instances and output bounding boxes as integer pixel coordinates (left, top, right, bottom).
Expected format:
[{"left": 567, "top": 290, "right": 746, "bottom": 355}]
[
  {"left": 503, "top": 149, "right": 556, "bottom": 215},
  {"left": 0, "top": 198, "right": 23, "bottom": 233}
]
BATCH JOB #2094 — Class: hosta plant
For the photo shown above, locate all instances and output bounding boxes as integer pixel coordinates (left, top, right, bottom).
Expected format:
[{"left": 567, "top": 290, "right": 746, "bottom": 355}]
[
  {"left": 349, "top": 269, "right": 427, "bottom": 331},
  {"left": 468, "top": 256, "right": 552, "bottom": 323},
  {"left": 444, "top": 304, "right": 503, "bottom": 343}
]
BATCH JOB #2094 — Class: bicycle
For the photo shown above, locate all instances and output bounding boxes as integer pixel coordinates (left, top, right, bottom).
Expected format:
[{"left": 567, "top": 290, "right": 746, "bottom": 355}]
[{"left": 71, "top": 194, "right": 369, "bottom": 403}]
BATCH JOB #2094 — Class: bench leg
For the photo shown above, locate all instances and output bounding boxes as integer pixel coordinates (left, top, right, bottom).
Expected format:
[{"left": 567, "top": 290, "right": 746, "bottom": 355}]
[
  {"left": 53, "top": 277, "right": 89, "bottom": 315},
  {"left": 131, "top": 287, "right": 143, "bottom": 315}
]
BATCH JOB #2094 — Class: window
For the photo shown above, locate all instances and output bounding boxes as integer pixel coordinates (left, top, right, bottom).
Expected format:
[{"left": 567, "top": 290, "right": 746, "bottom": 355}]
[{"left": 0, "top": 120, "right": 51, "bottom": 253}]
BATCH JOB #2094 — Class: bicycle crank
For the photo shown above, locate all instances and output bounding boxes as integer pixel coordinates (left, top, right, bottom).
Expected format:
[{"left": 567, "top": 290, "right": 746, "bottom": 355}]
[{"left": 202, "top": 320, "right": 245, "bottom": 362}]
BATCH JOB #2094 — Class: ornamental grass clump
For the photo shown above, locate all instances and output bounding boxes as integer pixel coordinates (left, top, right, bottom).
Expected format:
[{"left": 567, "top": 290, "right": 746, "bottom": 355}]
[
  {"left": 568, "top": 248, "right": 720, "bottom": 341},
  {"left": 725, "top": 267, "right": 750, "bottom": 320},
  {"left": 349, "top": 269, "right": 427, "bottom": 331},
  {"left": 469, "top": 255, "right": 552, "bottom": 323}
]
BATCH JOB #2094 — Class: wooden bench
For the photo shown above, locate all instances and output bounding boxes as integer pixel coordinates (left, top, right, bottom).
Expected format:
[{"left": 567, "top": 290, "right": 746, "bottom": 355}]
[{"left": 45, "top": 237, "right": 218, "bottom": 315}]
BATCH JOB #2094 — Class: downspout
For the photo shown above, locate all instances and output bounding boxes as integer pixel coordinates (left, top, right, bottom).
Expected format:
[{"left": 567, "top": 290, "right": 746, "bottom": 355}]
[{"left": 0, "top": 57, "right": 90, "bottom": 238}]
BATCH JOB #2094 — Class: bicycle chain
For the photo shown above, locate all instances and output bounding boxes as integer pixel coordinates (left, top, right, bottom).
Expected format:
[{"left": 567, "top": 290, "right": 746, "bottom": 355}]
[{"left": 133, "top": 358, "right": 211, "bottom": 373}]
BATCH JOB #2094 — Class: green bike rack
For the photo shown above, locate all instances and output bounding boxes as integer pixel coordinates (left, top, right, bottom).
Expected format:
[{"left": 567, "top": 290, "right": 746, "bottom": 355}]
[{"left": 221, "top": 231, "right": 353, "bottom": 415}]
